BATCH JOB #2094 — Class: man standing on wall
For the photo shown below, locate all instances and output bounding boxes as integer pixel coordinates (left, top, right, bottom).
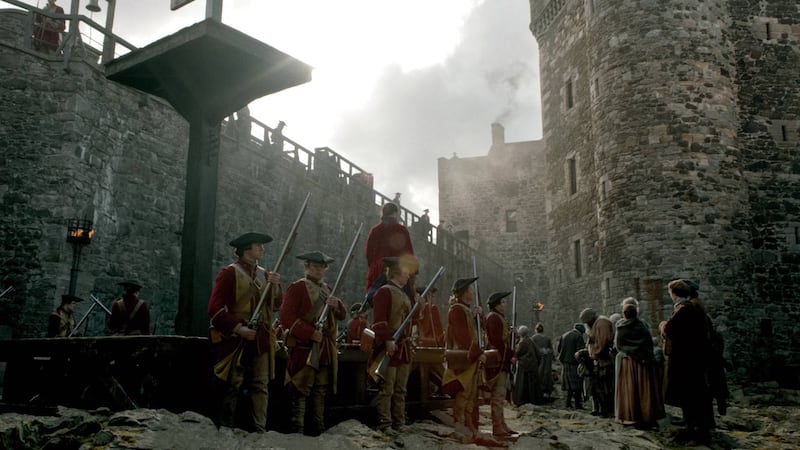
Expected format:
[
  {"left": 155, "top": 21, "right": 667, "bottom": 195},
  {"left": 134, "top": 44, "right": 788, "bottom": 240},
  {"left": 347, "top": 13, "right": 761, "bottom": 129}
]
[
  {"left": 47, "top": 294, "right": 82, "bottom": 337},
  {"left": 364, "top": 202, "right": 414, "bottom": 292},
  {"left": 208, "top": 232, "right": 282, "bottom": 432},
  {"left": 280, "top": 251, "right": 346, "bottom": 436},
  {"left": 107, "top": 280, "right": 151, "bottom": 335},
  {"left": 32, "top": 0, "right": 65, "bottom": 54}
]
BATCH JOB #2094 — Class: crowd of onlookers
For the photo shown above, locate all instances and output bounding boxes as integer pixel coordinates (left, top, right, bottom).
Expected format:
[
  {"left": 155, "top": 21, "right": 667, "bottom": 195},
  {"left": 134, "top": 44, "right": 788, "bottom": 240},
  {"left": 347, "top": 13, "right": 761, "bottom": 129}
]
[{"left": 514, "top": 279, "right": 729, "bottom": 447}]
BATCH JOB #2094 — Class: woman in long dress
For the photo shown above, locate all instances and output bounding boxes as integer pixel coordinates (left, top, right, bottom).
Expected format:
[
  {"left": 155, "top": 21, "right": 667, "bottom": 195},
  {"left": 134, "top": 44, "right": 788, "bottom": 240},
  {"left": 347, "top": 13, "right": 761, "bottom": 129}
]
[{"left": 615, "top": 302, "right": 665, "bottom": 428}]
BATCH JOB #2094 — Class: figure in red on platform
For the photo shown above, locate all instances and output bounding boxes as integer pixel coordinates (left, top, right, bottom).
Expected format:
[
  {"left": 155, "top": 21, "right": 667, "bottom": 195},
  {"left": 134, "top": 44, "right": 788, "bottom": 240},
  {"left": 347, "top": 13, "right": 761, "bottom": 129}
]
[
  {"left": 364, "top": 202, "right": 414, "bottom": 291},
  {"left": 107, "top": 280, "right": 151, "bottom": 336},
  {"left": 33, "top": 0, "right": 65, "bottom": 54}
]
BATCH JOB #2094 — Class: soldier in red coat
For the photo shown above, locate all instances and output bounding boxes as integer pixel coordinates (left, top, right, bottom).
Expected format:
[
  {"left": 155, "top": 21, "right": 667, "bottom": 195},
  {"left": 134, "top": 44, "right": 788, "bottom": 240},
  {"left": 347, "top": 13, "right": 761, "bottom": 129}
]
[
  {"left": 347, "top": 303, "right": 369, "bottom": 344},
  {"left": 369, "top": 256, "right": 420, "bottom": 433},
  {"left": 414, "top": 286, "right": 444, "bottom": 347},
  {"left": 208, "top": 232, "right": 282, "bottom": 432},
  {"left": 280, "top": 251, "right": 346, "bottom": 435},
  {"left": 485, "top": 291, "right": 518, "bottom": 438},
  {"left": 441, "top": 277, "right": 485, "bottom": 441},
  {"left": 107, "top": 280, "right": 150, "bottom": 335},
  {"left": 364, "top": 203, "right": 415, "bottom": 291}
]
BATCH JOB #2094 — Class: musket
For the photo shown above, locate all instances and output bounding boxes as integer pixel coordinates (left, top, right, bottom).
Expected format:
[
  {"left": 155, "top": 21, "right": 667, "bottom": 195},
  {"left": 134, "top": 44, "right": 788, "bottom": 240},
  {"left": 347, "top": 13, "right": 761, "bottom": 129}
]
[
  {"left": 69, "top": 295, "right": 113, "bottom": 337},
  {"left": 249, "top": 192, "right": 310, "bottom": 327},
  {"left": 373, "top": 266, "right": 445, "bottom": 381},
  {"left": 472, "top": 256, "right": 483, "bottom": 349},
  {"left": 509, "top": 286, "right": 518, "bottom": 384},
  {"left": 0, "top": 286, "right": 13, "bottom": 299},
  {"left": 357, "top": 272, "right": 387, "bottom": 315},
  {"left": 307, "top": 223, "right": 364, "bottom": 370},
  {"left": 89, "top": 294, "right": 113, "bottom": 316},
  {"left": 213, "top": 194, "right": 310, "bottom": 383}
]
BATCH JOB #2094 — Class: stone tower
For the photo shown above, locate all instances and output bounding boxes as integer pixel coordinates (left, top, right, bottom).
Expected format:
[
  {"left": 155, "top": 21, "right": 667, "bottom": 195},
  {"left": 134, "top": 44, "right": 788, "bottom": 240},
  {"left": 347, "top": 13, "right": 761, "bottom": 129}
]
[{"left": 528, "top": 0, "right": 800, "bottom": 382}]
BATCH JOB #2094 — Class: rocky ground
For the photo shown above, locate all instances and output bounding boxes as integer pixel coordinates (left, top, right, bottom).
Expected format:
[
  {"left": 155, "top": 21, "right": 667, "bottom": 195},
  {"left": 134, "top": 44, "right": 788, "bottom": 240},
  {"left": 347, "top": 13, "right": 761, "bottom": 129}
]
[{"left": 1, "top": 382, "right": 798, "bottom": 449}]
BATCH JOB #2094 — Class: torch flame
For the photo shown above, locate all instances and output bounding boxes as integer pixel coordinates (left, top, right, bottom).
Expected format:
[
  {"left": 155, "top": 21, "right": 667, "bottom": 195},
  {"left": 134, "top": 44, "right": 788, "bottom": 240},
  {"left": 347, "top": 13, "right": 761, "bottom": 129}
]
[{"left": 69, "top": 228, "right": 95, "bottom": 239}]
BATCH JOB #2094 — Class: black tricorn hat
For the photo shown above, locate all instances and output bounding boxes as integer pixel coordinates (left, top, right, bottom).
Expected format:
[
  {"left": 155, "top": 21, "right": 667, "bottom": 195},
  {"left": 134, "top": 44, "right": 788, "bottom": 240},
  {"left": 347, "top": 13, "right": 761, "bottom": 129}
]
[
  {"left": 61, "top": 294, "right": 83, "bottom": 304},
  {"left": 452, "top": 277, "right": 478, "bottom": 292},
  {"left": 487, "top": 291, "right": 511, "bottom": 308},
  {"left": 296, "top": 251, "right": 335, "bottom": 265},
  {"left": 118, "top": 280, "right": 143, "bottom": 291},
  {"left": 229, "top": 232, "right": 273, "bottom": 248},
  {"left": 349, "top": 302, "right": 364, "bottom": 316}
]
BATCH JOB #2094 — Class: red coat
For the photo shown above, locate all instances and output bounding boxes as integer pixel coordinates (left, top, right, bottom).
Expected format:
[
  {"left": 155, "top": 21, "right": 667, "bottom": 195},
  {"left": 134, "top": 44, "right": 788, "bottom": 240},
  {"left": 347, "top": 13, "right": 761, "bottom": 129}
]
[
  {"left": 108, "top": 294, "right": 151, "bottom": 335},
  {"left": 280, "top": 278, "right": 346, "bottom": 375},
  {"left": 207, "top": 259, "right": 282, "bottom": 358},
  {"left": 446, "top": 302, "right": 483, "bottom": 362},
  {"left": 364, "top": 218, "right": 414, "bottom": 290},
  {"left": 415, "top": 303, "right": 444, "bottom": 347},
  {"left": 486, "top": 311, "right": 513, "bottom": 378},
  {"left": 347, "top": 317, "right": 367, "bottom": 343}
]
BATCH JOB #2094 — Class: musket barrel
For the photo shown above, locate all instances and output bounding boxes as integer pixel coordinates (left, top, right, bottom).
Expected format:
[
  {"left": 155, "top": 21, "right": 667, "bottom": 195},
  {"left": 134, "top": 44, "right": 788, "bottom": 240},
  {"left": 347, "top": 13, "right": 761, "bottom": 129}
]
[
  {"left": 249, "top": 193, "right": 310, "bottom": 326},
  {"left": 308, "top": 223, "right": 364, "bottom": 370}
]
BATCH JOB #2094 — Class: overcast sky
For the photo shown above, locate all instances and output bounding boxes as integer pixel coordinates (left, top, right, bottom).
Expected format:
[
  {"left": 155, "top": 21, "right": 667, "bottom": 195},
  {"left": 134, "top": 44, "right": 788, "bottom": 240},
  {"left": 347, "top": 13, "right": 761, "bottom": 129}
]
[{"left": 26, "top": 0, "right": 542, "bottom": 224}]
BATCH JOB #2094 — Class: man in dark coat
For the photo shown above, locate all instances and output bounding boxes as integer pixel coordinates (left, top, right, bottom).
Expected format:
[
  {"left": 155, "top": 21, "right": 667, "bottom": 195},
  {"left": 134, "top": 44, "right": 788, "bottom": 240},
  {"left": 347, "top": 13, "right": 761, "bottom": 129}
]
[
  {"left": 581, "top": 308, "right": 615, "bottom": 418},
  {"left": 280, "top": 251, "right": 346, "bottom": 435},
  {"left": 531, "top": 323, "right": 555, "bottom": 402},
  {"left": 364, "top": 202, "right": 414, "bottom": 291},
  {"left": 513, "top": 325, "right": 540, "bottom": 406},
  {"left": 207, "top": 232, "right": 283, "bottom": 432},
  {"left": 661, "top": 279, "right": 715, "bottom": 445},
  {"left": 107, "top": 280, "right": 150, "bottom": 335},
  {"left": 557, "top": 323, "right": 585, "bottom": 409}
]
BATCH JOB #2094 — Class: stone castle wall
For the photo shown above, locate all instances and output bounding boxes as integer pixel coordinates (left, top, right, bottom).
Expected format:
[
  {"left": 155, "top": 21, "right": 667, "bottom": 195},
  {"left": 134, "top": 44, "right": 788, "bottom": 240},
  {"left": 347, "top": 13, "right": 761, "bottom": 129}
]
[
  {"left": 438, "top": 128, "right": 548, "bottom": 328},
  {"left": 526, "top": 0, "right": 800, "bottom": 382},
  {"left": 0, "top": 11, "right": 507, "bottom": 338}
]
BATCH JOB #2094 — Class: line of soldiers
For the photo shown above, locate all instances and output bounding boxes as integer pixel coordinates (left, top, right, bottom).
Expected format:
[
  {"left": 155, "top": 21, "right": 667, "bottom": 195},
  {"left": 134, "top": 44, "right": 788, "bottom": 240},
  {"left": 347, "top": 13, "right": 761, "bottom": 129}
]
[
  {"left": 48, "top": 280, "right": 152, "bottom": 338},
  {"left": 206, "top": 202, "right": 522, "bottom": 442}
]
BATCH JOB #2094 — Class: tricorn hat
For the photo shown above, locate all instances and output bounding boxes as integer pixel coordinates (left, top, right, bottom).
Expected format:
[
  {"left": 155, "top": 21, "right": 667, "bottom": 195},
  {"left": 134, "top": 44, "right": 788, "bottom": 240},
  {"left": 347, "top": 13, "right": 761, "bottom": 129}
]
[
  {"left": 451, "top": 277, "right": 478, "bottom": 292},
  {"left": 349, "top": 303, "right": 364, "bottom": 316},
  {"left": 229, "top": 232, "right": 273, "bottom": 248},
  {"left": 118, "top": 280, "right": 143, "bottom": 291},
  {"left": 487, "top": 291, "right": 511, "bottom": 308},
  {"left": 60, "top": 294, "right": 83, "bottom": 304},
  {"left": 296, "top": 251, "right": 335, "bottom": 265}
]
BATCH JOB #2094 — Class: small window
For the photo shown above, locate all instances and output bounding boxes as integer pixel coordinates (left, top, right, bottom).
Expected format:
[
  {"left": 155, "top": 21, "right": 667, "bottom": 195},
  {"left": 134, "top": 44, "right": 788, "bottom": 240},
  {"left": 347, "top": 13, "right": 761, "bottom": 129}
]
[
  {"left": 574, "top": 240, "right": 583, "bottom": 278},
  {"left": 601, "top": 179, "right": 608, "bottom": 200},
  {"left": 765, "top": 23, "right": 771, "bottom": 39},
  {"left": 604, "top": 277, "right": 611, "bottom": 299},
  {"left": 568, "top": 157, "right": 578, "bottom": 195},
  {"left": 505, "top": 210, "right": 518, "bottom": 233},
  {"left": 565, "top": 79, "right": 574, "bottom": 109},
  {"left": 782, "top": 125, "right": 788, "bottom": 141},
  {"left": 594, "top": 77, "right": 600, "bottom": 98}
]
